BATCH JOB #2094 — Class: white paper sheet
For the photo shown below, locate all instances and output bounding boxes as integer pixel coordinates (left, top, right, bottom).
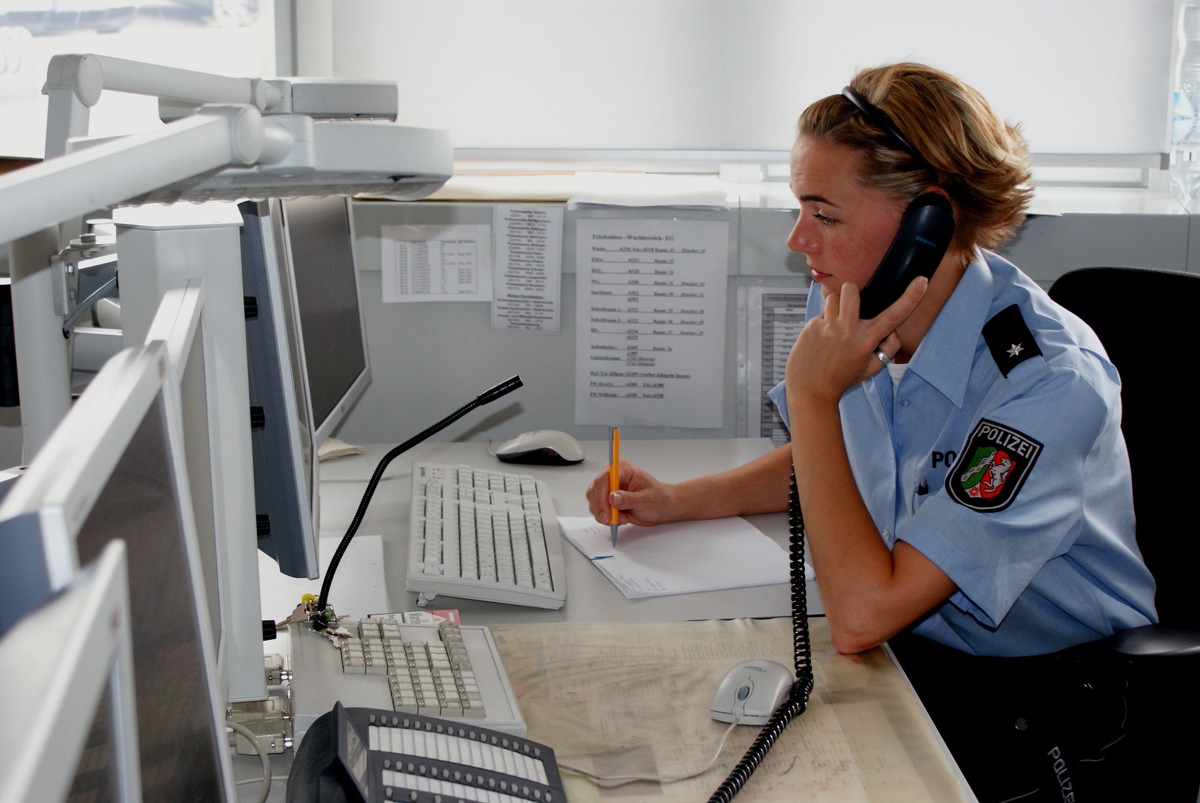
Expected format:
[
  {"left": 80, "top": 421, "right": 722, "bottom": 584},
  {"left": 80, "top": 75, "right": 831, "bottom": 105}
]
[
  {"left": 744, "top": 286, "right": 809, "bottom": 445},
  {"left": 380, "top": 223, "right": 493, "bottom": 302},
  {"left": 573, "top": 217, "right": 729, "bottom": 427},
  {"left": 491, "top": 204, "right": 563, "bottom": 334},
  {"left": 558, "top": 515, "right": 797, "bottom": 599}
]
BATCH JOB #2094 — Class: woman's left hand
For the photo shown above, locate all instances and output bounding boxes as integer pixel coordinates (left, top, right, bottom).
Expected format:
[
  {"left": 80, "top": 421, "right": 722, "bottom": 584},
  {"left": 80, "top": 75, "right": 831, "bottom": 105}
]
[{"left": 786, "top": 276, "right": 928, "bottom": 404}]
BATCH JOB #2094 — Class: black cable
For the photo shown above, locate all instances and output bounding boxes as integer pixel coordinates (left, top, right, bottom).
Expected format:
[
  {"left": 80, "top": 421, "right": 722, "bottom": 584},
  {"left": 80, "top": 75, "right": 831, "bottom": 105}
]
[
  {"left": 311, "top": 376, "right": 523, "bottom": 627},
  {"left": 707, "top": 466, "right": 814, "bottom": 803}
]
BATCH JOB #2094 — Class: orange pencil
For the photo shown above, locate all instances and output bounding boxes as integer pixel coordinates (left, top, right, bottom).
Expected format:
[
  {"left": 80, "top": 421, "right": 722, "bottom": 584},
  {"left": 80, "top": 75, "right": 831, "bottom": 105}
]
[{"left": 609, "top": 427, "right": 620, "bottom": 547}]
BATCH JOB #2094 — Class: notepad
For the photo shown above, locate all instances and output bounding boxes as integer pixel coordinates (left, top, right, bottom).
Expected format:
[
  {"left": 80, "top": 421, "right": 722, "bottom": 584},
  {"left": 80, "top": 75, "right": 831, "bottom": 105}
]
[{"left": 559, "top": 516, "right": 798, "bottom": 599}]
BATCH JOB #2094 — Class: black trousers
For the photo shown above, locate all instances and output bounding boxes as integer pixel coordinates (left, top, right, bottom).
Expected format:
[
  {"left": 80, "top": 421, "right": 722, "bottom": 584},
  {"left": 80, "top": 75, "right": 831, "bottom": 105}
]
[{"left": 888, "top": 632, "right": 1198, "bottom": 802}]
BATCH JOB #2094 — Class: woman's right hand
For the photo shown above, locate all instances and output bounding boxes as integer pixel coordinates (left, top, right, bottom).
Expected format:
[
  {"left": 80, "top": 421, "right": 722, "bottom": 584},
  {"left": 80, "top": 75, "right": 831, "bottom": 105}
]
[{"left": 585, "top": 461, "right": 682, "bottom": 527}]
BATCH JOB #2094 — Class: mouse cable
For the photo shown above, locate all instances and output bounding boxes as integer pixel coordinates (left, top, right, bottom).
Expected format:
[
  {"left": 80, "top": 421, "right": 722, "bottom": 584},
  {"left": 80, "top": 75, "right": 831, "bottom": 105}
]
[
  {"left": 557, "top": 719, "right": 741, "bottom": 788},
  {"left": 310, "top": 376, "right": 523, "bottom": 629},
  {"left": 706, "top": 466, "right": 815, "bottom": 803}
]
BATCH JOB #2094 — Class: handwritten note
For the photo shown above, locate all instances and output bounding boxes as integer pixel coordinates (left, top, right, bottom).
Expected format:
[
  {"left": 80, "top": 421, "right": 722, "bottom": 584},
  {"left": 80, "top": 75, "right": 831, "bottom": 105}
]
[{"left": 574, "top": 217, "right": 729, "bottom": 427}]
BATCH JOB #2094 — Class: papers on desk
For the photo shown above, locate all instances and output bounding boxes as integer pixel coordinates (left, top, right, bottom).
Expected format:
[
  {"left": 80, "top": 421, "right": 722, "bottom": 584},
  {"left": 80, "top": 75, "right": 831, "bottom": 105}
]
[{"left": 559, "top": 516, "right": 804, "bottom": 599}]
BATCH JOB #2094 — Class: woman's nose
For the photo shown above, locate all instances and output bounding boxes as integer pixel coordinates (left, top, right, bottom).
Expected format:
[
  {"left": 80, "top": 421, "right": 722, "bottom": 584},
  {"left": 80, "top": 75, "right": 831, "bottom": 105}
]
[{"left": 788, "top": 217, "right": 814, "bottom": 253}]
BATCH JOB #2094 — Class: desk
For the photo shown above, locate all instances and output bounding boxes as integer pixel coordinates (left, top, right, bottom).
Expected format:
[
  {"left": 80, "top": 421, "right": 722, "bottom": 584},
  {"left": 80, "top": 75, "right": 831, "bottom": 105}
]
[
  {"left": 494, "top": 617, "right": 969, "bottom": 802},
  {"left": 239, "top": 438, "right": 973, "bottom": 801},
  {"left": 312, "top": 437, "right": 822, "bottom": 622}
]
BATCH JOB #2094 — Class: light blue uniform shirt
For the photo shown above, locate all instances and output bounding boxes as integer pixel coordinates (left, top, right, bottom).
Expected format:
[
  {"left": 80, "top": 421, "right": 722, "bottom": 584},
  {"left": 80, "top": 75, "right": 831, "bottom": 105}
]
[{"left": 769, "top": 250, "right": 1157, "bottom": 656}]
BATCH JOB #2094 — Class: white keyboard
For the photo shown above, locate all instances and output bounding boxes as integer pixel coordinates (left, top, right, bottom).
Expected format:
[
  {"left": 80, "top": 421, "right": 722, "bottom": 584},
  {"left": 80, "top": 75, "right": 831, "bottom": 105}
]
[
  {"left": 406, "top": 462, "right": 567, "bottom": 610},
  {"left": 289, "top": 617, "right": 526, "bottom": 747}
]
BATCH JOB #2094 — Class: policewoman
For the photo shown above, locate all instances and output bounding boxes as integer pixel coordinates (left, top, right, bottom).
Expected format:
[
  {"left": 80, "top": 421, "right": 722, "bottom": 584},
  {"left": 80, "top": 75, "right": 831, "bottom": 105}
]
[{"left": 587, "top": 62, "right": 1157, "bottom": 800}]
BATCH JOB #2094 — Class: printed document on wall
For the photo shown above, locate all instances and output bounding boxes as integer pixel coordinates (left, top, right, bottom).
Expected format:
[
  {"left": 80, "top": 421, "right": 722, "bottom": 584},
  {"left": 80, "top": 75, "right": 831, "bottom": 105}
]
[
  {"left": 491, "top": 205, "right": 563, "bottom": 334},
  {"left": 743, "top": 287, "right": 808, "bottom": 446},
  {"left": 380, "top": 223, "right": 492, "bottom": 302},
  {"left": 574, "top": 217, "right": 729, "bottom": 427}
]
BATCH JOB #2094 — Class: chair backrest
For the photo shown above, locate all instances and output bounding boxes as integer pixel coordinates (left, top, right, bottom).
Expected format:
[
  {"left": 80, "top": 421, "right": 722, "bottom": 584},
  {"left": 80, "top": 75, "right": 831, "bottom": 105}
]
[{"left": 1048, "top": 266, "right": 1199, "bottom": 628}]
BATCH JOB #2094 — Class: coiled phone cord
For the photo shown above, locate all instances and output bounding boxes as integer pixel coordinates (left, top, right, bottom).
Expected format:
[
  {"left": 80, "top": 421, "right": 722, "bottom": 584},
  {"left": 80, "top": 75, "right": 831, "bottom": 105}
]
[{"left": 706, "top": 466, "right": 814, "bottom": 803}]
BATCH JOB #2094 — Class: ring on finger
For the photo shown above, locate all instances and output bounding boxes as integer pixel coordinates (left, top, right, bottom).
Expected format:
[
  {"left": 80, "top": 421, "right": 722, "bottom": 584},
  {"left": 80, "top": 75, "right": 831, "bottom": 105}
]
[{"left": 874, "top": 347, "right": 892, "bottom": 366}]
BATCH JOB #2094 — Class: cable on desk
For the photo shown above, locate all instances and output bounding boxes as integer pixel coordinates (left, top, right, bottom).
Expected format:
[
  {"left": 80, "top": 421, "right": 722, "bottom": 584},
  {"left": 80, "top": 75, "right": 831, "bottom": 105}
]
[
  {"left": 558, "top": 719, "right": 741, "bottom": 787},
  {"left": 706, "top": 466, "right": 814, "bottom": 803}
]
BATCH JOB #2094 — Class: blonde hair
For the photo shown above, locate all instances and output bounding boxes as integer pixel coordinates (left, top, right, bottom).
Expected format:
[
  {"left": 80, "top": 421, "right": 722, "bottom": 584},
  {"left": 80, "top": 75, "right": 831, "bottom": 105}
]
[{"left": 798, "top": 62, "right": 1033, "bottom": 253}]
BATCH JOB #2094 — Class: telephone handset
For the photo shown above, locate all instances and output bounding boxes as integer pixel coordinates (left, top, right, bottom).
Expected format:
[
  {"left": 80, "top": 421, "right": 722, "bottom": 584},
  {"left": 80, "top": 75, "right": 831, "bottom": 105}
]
[{"left": 857, "top": 192, "right": 956, "bottom": 320}]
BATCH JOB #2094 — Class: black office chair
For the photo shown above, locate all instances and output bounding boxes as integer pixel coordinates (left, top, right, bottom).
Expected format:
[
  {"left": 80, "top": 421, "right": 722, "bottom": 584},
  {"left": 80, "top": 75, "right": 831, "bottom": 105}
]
[{"left": 1047, "top": 266, "right": 1200, "bottom": 800}]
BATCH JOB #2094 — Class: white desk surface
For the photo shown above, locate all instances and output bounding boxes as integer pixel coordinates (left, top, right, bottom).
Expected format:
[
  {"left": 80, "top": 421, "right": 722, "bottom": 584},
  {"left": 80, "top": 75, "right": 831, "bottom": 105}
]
[
  {"left": 305, "top": 436, "right": 822, "bottom": 623},
  {"left": 495, "top": 617, "right": 971, "bottom": 802},
  {"left": 239, "top": 437, "right": 973, "bottom": 802}
]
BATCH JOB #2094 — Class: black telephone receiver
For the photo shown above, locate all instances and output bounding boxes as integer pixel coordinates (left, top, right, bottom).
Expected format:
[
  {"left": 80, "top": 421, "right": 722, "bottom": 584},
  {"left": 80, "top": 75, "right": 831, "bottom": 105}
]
[{"left": 857, "top": 192, "right": 955, "bottom": 320}]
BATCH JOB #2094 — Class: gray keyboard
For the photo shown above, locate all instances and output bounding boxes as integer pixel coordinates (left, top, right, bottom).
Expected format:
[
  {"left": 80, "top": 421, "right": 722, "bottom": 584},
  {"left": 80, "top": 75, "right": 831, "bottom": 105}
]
[
  {"left": 406, "top": 463, "right": 567, "bottom": 610},
  {"left": 339, "top": 618, "right": 486, "bottom": 718},
  {"left": 289, "top": 617, "right": 525, "bottom": 747}
]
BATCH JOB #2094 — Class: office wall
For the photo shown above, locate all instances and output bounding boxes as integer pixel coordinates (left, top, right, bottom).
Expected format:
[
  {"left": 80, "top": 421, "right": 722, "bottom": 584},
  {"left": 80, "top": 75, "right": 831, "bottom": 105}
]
[
  {"left": 306, "top": 0, "right": 1173, "bottom": 156},
  {"left": 0, "top": 197, "right": 1189, "bottom": 469},
  {"left": 0, "top": 0, "right": 1185, "bottom": 468},
  {"left": 331, "top": 198, "right": 1192, "bottom": 450},
  {"left": 294, "top": 0, "right": 1184, "bottom": 449},
  {"left": 339, "top": 201, "right": 751, "bottom": 448}
]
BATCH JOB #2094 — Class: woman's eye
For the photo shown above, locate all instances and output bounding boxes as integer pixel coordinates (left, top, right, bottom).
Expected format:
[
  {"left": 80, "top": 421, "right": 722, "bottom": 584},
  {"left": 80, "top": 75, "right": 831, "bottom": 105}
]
[{"left": 814, "top": 212, "right": 836, "bottom": 225}]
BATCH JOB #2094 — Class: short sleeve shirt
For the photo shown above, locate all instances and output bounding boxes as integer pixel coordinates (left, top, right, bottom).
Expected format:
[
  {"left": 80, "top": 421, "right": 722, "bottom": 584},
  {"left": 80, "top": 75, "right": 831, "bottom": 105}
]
[{"left": 769, "top": 250, "right": 1157, "bottom": 656}]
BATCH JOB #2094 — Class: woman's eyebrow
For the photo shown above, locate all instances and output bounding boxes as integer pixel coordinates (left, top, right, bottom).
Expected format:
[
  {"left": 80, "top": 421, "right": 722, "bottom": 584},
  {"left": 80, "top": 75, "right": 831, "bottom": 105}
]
[{"left": 797, "top": 193, "right": 838, "bottom": 206}]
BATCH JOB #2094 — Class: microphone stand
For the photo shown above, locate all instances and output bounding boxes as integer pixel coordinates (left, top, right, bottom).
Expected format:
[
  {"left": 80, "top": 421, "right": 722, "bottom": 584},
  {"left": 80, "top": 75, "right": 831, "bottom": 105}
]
[{"left": 311, "top": 375, "right": 523, "bottom": 628}]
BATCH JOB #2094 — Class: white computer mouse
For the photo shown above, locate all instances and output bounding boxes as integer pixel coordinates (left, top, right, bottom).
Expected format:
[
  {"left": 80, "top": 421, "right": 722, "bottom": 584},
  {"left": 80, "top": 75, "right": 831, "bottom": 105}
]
[
  {"left": 709, "top": 659, "right": 793, "bottom": 725},
  {"left": 493, "top": 430, "right": 585, "bottom": 466}
]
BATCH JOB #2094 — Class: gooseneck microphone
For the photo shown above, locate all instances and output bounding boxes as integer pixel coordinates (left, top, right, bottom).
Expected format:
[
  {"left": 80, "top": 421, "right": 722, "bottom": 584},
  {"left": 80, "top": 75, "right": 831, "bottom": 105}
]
[{"left": 312, "top": 376, "right": 523, "bottom": 627}]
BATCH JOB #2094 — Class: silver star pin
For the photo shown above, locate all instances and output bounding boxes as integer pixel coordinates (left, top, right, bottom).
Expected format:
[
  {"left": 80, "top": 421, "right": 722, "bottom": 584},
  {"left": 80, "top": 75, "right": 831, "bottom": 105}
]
[{"left": 1007, "top": 343, "right": 1024, "bottom": 358}]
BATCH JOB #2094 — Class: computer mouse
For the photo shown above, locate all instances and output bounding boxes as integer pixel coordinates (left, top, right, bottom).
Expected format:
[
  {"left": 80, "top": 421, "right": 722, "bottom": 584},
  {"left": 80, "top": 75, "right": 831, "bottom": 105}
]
[
  {"left": 493, "top": 430, "right": 585, "bottom": 466},
  {"left": 709, "top": 659, "right": 794, "bottom": 725}
]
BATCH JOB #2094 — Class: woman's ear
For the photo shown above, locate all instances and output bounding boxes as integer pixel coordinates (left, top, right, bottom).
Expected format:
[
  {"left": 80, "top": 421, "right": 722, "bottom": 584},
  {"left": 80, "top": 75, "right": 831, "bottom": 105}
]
[{"left": 923, "top": 185, "right": 951, "bottom": 202}]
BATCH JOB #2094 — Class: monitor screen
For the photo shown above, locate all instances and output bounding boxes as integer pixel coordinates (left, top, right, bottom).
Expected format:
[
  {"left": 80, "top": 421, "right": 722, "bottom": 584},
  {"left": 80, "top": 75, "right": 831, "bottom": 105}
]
[
  {"left": 148, "top": 282, "right": 224, "bottom": 676},
  {"left": 0, "top": 342, "right": 234, "bottom": 801},
  {"left": 147, "top": 279, "right": 286, "bottom": 705},
  {"left": 0, "top": 541, "right": 140, "bottom": 803},
  {"left": 274, "top": 194, "right": 371, "bottom": 446},
  {"left": 239, "top": 199, "right": 320, "bottom": 580},
  {"left": 236, "top": 195, "right": 371, "bottom": 581}
]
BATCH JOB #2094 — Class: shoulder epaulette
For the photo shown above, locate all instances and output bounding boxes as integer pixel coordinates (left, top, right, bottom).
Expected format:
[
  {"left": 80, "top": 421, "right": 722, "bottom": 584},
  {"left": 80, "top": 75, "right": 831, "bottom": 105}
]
[{"left": 982, "top": 304, "right": 1042, "bottom": 377}]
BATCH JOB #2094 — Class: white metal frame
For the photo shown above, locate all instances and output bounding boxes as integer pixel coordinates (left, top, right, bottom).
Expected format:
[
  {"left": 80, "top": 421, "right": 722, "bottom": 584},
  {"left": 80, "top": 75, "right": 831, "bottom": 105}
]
[{"left": 0, "top": 541, "right": 142, "bottom": 803}]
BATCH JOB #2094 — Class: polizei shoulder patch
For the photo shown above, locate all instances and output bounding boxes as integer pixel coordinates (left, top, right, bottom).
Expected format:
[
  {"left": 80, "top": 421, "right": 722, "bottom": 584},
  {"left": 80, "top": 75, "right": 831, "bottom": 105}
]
[
  {"left": 946, "top": 419, "right": 1042, "bottom": 511},
  {"left": 982, "top": 304, "right": 1042, "bottom": 377}
]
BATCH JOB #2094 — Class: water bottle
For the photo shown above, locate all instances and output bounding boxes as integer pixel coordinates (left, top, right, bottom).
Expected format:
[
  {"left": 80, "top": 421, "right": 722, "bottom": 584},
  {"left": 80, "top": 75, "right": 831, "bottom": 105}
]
[{"left": 1170, "top": 3, "right": 1200, "bottom": 207}]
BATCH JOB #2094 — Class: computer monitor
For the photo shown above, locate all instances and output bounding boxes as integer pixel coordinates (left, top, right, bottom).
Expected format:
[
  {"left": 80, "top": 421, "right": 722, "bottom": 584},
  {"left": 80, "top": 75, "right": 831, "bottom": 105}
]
[
  {"left": 0, "top": 540, "right": 141, "bottom": 803},
  {"left": 146, "top": 281, "right": 220, "bottom": 636},
  {"left": 236, "top": 195, "right": 371, "bottom": 581},
  {"left": 147, "top": 278, "right": 299, "bottom": 706},
  {"left": 0, "top": 341, "right": 236, "bottom": 801},
  {"left": 239, "top": 199, "right": 320, "bottom": 580},
  {"left": 272, "top": 194, "right": 372, "bottom": 447}
]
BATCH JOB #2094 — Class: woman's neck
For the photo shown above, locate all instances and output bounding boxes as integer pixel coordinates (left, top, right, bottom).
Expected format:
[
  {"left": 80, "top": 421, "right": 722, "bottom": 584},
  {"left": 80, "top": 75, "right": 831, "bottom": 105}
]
[{"left": 893, "top": 247, "right": 971, "bottom": 359}]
